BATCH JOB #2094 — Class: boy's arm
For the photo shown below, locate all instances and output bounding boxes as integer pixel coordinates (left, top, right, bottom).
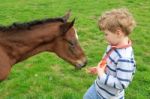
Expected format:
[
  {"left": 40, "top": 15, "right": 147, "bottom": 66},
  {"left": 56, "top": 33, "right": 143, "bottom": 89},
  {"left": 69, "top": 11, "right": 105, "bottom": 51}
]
[{"left": 97, "top": 57, "right": 136, "bottom": 90}]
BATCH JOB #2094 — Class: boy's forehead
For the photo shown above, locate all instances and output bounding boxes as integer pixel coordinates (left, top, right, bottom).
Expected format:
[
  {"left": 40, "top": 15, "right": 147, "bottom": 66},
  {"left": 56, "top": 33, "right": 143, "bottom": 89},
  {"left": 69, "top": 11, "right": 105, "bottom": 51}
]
[{"left": 103, "top": 30, "right": 115, "bottom": 34}]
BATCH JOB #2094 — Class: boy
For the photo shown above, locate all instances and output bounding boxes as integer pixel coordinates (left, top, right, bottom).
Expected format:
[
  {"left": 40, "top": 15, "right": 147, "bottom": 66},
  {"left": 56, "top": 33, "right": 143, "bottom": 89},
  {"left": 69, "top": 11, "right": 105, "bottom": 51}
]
[{"left": 83, "top": 8, "right": 136, "bottom": 99}]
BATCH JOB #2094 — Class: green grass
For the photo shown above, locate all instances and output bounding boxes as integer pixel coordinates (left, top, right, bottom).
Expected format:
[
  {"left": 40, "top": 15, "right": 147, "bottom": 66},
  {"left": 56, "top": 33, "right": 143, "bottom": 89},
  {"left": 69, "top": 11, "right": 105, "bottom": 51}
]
[{"left": 0, "top": 0, "right": 150, "bottom": 99}]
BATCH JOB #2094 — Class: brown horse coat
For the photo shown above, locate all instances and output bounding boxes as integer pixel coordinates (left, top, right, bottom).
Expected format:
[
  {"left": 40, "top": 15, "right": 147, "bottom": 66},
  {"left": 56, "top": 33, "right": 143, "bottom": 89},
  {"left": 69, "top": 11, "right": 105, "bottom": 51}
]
[{"left": 0, "top": 11, "right": 87, "bottom": 81}]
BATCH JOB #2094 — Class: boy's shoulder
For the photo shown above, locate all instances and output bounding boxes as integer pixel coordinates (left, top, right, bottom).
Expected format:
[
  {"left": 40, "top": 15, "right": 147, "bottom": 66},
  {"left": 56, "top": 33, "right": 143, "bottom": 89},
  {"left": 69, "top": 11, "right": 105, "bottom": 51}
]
[
  {"left": 105, "top": 45, "right": 134, "bottom": 59},
  {"left": 117, "top": 46, "right": 134, "bottom": 59},
  {"left": 106, "top": 45, "right": 111, "bottom": 51}
]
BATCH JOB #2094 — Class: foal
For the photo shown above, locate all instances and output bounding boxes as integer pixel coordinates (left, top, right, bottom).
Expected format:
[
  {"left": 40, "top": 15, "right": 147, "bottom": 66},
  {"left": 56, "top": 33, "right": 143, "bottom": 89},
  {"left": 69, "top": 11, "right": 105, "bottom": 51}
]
[{"left": 0, "top": 12, "right": 87, "bottom": 81}]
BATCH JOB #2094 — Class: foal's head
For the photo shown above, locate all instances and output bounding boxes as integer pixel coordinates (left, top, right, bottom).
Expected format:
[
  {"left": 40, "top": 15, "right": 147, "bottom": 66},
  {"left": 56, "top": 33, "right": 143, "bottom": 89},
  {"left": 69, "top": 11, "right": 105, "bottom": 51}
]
[{"left": 53, "top": 18, "right": 87, "bottom": 69}]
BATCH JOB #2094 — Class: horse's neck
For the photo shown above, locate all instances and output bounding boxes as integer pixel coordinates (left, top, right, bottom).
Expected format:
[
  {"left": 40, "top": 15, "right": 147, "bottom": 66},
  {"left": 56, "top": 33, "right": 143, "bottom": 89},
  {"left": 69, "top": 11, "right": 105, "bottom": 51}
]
[
  {"left": 17, "top": 41, "right": 55, "bottom": 63},
  {"left": 1, "top": 22, "right": 61, "bottom": 65}
]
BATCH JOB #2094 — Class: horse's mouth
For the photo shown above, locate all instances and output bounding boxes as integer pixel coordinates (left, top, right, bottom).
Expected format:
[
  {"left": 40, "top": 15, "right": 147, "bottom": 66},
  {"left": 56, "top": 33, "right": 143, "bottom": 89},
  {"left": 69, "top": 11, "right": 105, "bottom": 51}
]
[
  {"left": 75, "top": 59, "right": 87, "bottom": 69},
  {"left": 75, "top": 64, "right": 86, "bottom": 70}
]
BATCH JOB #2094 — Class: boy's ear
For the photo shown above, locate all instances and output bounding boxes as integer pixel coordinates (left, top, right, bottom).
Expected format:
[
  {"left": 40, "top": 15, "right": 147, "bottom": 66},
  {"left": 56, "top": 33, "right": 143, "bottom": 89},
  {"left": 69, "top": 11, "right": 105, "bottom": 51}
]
[{"left": 116, "top": 28, "right": 123, "bottom": 37}]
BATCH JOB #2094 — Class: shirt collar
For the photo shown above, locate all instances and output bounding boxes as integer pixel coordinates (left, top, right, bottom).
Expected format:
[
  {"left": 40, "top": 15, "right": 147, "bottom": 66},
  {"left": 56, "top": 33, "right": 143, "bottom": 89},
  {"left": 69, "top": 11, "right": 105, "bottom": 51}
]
[{"left": 110, "top": 40, "right": 132, "bottom": 49}]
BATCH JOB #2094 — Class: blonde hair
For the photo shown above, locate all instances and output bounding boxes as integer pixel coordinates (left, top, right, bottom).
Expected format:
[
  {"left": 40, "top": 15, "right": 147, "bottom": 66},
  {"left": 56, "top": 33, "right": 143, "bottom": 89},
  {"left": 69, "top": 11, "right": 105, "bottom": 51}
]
[{"left": 98, "top": 8, "right": 136, "bottom": 35}]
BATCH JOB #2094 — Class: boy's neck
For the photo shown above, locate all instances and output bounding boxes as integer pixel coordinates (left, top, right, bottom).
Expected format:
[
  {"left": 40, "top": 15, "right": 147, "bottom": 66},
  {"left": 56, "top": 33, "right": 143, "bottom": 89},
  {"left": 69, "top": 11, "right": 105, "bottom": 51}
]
[
  {"left": 118, "top": 36, "right": 129, "bottom": 46},
  {"left": 112, "top": 36, "right": 131, "bottom": 48}
]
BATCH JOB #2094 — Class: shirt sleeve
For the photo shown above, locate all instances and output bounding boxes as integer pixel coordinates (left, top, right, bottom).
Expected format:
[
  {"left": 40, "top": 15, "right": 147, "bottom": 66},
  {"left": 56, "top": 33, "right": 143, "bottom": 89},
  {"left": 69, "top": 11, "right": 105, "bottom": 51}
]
[
  {"left": 101, "top": 45, "right": 111, "bottom": 59},
  {"left": 97, "top": 57, "right": 136, "bottom": 90}
]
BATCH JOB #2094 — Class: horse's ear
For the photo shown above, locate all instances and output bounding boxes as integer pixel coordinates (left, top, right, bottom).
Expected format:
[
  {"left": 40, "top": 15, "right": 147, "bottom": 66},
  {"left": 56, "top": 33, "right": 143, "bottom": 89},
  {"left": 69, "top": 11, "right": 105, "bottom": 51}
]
[
  {"left": 69, "top": 18, "right": 75, "bottom": 27},
  {"left": 60, "top": 18, "right": 75, "bottom": 35},
  {"left": 62, "top": 10, "right": 71, "bottom": 22}
]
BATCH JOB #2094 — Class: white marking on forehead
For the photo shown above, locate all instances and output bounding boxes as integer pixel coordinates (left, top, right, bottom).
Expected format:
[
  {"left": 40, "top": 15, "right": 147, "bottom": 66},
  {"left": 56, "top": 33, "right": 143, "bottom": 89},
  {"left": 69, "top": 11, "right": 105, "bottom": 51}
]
[{"left": 73, "top": 27, "right": 79, "bottom": 40}]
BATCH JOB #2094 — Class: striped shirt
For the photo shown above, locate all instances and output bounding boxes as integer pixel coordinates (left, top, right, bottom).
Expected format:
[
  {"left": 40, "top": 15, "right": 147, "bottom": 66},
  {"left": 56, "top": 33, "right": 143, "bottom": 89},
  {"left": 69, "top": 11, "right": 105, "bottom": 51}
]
[{"left": 95, "top": 45, "right": 136, "bottom": 99}]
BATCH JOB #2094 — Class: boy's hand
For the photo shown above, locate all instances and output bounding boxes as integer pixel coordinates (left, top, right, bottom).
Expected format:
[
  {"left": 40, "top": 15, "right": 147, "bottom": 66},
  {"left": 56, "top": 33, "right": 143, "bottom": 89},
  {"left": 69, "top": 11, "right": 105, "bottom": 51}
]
[
  {"left": 97, "top": 63, "right": 106, "bottom": 77},
  {"left": 86, "top": 67, "right": 97, "bottom": 75},
  {"left": 86, "top": 61, "right": 106, "bottom": 76}
]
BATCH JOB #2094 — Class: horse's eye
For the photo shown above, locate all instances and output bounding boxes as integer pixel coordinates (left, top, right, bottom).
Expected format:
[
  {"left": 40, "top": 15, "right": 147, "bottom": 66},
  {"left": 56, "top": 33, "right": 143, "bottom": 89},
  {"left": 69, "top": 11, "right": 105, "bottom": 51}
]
[
  {"left": 64, "top": 39, "right": 76, "bottom": 47},
  {"left": 68, "top": 41, "right": 74, "bottom": 46}
]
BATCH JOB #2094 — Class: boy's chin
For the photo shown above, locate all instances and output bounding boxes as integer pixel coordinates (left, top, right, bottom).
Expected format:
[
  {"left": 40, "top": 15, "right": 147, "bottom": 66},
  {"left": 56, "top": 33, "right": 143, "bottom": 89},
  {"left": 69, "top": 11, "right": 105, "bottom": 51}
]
[{"left": 106, "top": 41, "right": 117, "bottom": 46}]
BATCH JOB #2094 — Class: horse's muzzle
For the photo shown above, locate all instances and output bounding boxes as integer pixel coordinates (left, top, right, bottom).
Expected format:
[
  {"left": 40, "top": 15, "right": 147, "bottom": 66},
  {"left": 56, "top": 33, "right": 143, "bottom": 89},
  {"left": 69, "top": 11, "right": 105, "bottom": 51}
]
[{"left": 75, "top": 58, "right": 87, "bottom": 69}]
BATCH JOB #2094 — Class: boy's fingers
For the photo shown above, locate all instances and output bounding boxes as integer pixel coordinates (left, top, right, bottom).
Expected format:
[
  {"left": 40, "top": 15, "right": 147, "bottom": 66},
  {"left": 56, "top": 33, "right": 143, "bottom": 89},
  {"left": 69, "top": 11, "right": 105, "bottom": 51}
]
[{"left": 86, "top": 67, "right": 97, "bottom": 74}]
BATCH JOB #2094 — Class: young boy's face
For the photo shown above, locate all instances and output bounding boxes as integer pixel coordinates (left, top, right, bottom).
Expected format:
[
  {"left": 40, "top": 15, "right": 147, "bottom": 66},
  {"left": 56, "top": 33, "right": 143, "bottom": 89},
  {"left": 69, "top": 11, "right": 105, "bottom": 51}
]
[{"left": 103, "top": 30, "right": 120, "bottom": 46}]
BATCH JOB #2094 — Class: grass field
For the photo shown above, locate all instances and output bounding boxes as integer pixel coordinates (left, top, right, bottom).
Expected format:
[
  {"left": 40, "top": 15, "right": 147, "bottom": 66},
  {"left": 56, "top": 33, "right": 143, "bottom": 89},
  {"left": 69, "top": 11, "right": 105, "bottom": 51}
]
[{"left": 0, "top": 0, "right": 150, "bottom": 99}]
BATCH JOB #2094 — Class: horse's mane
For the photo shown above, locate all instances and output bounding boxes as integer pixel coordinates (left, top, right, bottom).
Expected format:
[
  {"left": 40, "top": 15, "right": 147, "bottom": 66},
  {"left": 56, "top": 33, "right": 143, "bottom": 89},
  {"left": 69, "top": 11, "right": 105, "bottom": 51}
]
[{"left": 0, "top": 17, "right": 65, "bottom": 32}]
